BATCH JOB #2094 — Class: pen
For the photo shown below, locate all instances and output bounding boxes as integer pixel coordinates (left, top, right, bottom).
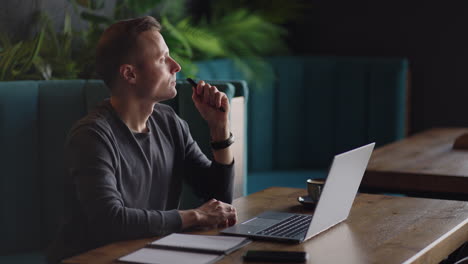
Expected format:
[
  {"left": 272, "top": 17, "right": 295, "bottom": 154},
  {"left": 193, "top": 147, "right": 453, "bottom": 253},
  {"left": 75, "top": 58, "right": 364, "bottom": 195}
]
[{"left": 186, "top": 78, "right": 226, "bottom": 112}]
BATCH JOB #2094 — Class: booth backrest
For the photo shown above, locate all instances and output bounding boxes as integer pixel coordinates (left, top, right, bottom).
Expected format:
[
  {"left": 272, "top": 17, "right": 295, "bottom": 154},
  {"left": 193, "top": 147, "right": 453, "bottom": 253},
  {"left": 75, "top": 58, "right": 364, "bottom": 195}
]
[
  {"left": 196, "top": 55, "right": 408, "bottom": 171},
  {"left": 1, "top": 81, "right": 42, "bottom": 254},
  {"left": 0, "top": 80, "right": 237, "bottom": 254}
]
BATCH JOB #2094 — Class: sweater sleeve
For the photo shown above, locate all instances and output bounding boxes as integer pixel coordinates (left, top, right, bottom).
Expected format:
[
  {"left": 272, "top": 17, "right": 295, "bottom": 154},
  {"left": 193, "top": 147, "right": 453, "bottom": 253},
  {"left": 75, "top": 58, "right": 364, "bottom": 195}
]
[
  {"left": 66, "top": 126, "right": 182, "bottom": 244},
  {"left": 177, "top": 118, "right": 235, "bottom": 204}
]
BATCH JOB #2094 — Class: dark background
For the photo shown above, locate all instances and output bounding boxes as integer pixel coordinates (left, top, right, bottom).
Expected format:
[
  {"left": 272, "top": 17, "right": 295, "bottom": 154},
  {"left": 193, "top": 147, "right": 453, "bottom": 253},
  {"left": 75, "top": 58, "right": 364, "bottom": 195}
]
[
  {"left": 287, "top": 0, "right": 468, "bottom": 134},
  {"left": 3, "top": 0, "right": 468, "bottom": 134}
]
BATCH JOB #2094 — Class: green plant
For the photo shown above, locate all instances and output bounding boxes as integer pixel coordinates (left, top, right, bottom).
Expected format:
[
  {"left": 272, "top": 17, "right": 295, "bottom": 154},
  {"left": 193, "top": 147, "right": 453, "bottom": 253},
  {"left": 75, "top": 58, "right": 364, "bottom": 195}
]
[
  {"left": 35, "top": 11, "right": 80, "bottom": 80},
  {"left": 0, "top": 10, "right": 81, "bottom": 81},
  {"left": 0, "top": 29, "right": 45, "bottom": 81},
  {"left": 70, "top": 0, "right": 202, "bottom": 76},
  {"left": 211, "top": 0, "right": 310, "bottom": 24},
  {"left": 1, "top": 0, "right": 305, "bottom": 81},
  {"left": 70, "top": 0, "right": 295, "bottom": 81}
]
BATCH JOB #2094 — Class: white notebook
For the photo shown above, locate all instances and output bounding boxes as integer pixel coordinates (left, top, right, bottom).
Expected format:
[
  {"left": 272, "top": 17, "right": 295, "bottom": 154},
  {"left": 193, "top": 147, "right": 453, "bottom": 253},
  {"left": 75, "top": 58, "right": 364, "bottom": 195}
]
[
  {"left": 119, "top": 248, "right": 223, "bottom": 264},
  {"left": 118, "top": 233, "right": 251, "bottom": 264}
]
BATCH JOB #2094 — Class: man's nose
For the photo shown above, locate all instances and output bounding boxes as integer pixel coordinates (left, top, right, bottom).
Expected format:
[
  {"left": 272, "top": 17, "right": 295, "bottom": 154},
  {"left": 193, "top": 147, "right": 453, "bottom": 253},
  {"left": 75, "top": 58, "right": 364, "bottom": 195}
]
[{"left": 170, "top": 57, "right": 181, "bottom": 73}]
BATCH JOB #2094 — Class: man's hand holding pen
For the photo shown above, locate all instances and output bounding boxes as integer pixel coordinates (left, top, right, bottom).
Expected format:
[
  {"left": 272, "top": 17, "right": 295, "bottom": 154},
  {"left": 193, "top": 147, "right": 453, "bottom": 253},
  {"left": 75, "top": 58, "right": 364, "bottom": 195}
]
[{"left": 190, "top": 79, "right": 230, "bottom": 142}]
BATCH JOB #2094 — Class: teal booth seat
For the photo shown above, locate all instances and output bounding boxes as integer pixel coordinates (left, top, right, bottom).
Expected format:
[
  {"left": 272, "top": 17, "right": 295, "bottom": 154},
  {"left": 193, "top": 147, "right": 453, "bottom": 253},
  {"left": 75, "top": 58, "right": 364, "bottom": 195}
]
[
  {"left": 0, "top": 80, "right": 241, "bottom": 262},
  {"left": 195, "top": 56, "right": 409, "bottom": 193}
]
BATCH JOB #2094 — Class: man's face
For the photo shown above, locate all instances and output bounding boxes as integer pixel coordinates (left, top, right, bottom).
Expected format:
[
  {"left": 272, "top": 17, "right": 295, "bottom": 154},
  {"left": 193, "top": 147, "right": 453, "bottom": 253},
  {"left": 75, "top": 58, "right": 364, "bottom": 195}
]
[{"left": 130, "top": 30, "right": 181, "bottom": 102}]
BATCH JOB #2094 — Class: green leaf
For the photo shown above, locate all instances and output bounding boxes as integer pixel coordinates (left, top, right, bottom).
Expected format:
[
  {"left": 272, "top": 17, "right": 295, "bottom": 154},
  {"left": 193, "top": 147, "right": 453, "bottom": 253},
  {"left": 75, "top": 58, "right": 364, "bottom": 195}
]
[
  {"left": 0, "top": 42, "right": 23, "bottom": 80},
  {"left": 17, "top": 27, "right": 45, "bottom": 75},
  {"left": 161, "top": 16, "right": 193, "bottom": 58},
  {"left": 124, "top": 0, "right": 161, "bottom": 15},
  {"left": 81, "top": 11, "right": 112, "bottom": 25},
  {"left": 0, "top": 32, "right": 12, "bottom": 51},
  {"left": 211, "top": 0, "right": 309, "bottom": 24},
  {"left": 175, "top": 19, "right": 225, "bottom": 58},
  {"left": 75, "top": 0, "right": 90, "bottom": 8},
  {"left": 64, "top": 12, "right": 72, "bottom": 35},
  {"left": 208, "top": 9, "right": 288, "bottom": 57}
]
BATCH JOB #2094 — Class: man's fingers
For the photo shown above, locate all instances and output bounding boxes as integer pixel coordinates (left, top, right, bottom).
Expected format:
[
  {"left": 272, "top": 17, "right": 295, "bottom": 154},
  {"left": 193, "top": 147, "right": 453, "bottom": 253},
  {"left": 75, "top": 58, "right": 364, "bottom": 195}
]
[
  {"left": 230, "top": 205, "right": 237, "bottom": 224},
  {"left": 221, "top": 94, "right": 229, "bottom": 111},
  {"left": 203, "top": 84, "right": 211, "bottom": 104},
  {"left": 209, "top": 86, "right": 218, "bottom": 106},
  {"left": 197, "top": 200, "right": 238, "bottom": 228},
  {"left": 197, "top": 81, "right": 221, "bottom": 107},
  {"left": 209, "top": 86, "right": 216, "bottom": 106},
  {"left": 192, "top": 87, "right": 201, "bottom": 104},
  {"left": 214, "top": 92, "right": 222, "bottom": 108},
  {"left": 197, "top": 80, "right": 204, "bottom": 95},
  {"left": 221, "top": 205, "right": 237, "bottom": 226},
  {"left": 193, "top": 81, "right": 229, "bottom": 112},
  {"left": 228, "top": 215, "right": 237, "bottom": 226},
  {"left": 229, "top": 207, "right": 237, "bottom": 225}
]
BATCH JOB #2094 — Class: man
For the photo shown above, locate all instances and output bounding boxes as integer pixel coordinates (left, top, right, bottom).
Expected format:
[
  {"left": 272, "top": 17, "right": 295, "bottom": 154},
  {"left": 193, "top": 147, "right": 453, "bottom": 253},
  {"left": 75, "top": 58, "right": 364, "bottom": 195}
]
[{"left": 47, "top": 16, "right": 237, "bottom": 263}]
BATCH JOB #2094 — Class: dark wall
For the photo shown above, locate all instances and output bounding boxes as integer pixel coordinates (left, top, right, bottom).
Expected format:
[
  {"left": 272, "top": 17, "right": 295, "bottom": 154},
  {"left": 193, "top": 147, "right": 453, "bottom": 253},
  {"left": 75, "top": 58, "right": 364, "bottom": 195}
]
[
  {"left": 288, "top": 0, "right": 468, "bottom": 133},
  {"left": 0, "top": 0, "right": 40, "bottom": 38}
]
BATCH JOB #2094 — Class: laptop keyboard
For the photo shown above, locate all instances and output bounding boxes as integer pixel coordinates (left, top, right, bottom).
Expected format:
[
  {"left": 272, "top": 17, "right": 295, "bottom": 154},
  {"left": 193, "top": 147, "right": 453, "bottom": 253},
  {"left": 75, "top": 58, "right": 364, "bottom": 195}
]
[{"left": 256, "top": 214, "right": 312, "bottom": 238}]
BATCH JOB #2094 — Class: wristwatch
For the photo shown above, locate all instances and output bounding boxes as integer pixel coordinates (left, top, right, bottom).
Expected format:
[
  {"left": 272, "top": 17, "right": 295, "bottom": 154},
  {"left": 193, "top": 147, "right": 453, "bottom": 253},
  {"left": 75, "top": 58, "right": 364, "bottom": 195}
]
[{"left": 211, "top": 132, "right": 235, "bottom": 150}]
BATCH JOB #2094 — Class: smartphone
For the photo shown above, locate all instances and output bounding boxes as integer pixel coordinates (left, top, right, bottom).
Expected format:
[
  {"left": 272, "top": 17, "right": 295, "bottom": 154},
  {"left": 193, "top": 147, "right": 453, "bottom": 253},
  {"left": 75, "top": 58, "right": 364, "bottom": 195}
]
[{"left": 243, "top": 250, "right": 308, "bottom": 263}]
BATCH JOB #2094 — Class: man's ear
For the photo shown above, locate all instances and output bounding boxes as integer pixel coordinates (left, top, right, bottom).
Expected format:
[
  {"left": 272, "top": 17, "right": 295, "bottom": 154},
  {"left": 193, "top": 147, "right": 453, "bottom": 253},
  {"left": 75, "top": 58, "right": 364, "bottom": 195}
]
[{"left": 119, "top": 64, "right": 137, "bottom": 84}]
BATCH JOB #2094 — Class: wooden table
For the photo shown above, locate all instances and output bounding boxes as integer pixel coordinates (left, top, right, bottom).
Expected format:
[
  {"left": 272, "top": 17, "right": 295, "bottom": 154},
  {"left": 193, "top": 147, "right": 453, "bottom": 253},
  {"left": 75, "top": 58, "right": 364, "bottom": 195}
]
[
  {"left": 363, "top": 128, "right": 468, "bottom": 200},
  {"left": 62, "top": 187, "right": 468, "bottom": 264}
]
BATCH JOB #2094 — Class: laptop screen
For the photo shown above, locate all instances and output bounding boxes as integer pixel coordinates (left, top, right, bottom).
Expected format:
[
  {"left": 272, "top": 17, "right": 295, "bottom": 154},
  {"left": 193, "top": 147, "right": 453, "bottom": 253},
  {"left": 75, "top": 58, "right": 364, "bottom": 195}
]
[{"left": 305, "top": 143, "right": 375, "bottom": 240}]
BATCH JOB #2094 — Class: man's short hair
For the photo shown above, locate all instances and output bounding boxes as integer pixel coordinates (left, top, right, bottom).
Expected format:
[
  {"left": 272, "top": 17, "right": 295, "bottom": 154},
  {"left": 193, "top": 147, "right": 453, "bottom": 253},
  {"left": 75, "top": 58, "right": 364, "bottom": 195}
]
[{"left": 95, "top": 16, "right": 162, "bottom": 90}]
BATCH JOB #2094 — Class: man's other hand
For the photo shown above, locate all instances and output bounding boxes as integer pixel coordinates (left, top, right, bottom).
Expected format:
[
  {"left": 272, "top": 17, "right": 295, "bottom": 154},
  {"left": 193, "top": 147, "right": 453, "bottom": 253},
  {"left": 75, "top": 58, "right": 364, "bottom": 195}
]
[{"left": 179, "top": 199, "right": 237, "bottom": 230}]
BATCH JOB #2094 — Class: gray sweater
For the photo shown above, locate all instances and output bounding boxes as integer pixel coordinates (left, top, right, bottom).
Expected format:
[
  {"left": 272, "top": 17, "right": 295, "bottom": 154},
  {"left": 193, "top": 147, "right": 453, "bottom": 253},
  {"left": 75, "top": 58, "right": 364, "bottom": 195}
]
[{"left": 47, "top": 100, "right": 234, "bottom": 263}]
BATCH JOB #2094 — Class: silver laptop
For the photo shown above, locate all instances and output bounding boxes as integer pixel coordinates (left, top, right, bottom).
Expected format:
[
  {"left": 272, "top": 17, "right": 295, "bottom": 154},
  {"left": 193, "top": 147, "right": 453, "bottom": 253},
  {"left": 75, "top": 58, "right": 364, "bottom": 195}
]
[{"left": 221, "top": 143, "right": 375, "bottom": 243}]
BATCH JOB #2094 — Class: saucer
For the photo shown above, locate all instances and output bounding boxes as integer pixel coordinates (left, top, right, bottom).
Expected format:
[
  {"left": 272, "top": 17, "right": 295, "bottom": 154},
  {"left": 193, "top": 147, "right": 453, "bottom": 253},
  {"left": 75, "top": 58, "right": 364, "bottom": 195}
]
[{"left": 297, "top": 196, "right": 318, "bottom": 209}]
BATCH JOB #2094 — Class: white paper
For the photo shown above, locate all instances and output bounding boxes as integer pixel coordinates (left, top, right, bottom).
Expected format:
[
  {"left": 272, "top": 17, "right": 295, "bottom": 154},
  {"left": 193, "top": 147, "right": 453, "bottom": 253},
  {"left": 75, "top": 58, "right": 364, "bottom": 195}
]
[
  {"left": 119, "top": 248, "right": 222, "bottom": 264},
  {"left": 150, "top": 233, "right": 248, "bottom": 253}
]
